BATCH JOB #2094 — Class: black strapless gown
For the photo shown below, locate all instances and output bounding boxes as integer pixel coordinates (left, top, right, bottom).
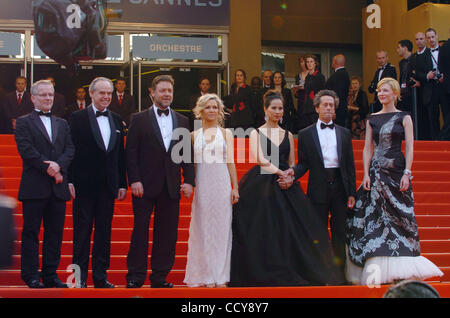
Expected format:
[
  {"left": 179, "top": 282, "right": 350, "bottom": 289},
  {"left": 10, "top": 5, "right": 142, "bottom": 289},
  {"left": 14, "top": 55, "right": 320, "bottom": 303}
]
[{"left": 229, "top": 130, "right": 345, "bottom": 287}]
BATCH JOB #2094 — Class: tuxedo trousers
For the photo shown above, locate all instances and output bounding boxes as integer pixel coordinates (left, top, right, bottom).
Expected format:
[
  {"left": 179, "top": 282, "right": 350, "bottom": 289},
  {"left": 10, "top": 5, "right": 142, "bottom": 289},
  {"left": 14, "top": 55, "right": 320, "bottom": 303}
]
[
  {"left": 21, "top": 197, "right": 66, "bottom": 284},
  {"left": 72, "top": 186, "right": 115, "bottom": 283},
  {"left": 311, "top": 179, "right": 349, "bottom": 283},
  {"left": 126, "top": 182, "right": 180, "bottom": 285}
]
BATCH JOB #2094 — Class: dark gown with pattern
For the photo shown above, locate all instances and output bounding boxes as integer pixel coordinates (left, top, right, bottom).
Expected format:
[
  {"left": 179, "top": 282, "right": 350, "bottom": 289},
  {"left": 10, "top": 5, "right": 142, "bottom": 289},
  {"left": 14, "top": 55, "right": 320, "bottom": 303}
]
[
  {"left": 229, "top": 130, "right": 345, "bottom": 287},
  {"left": 347, "top": 112, "right": 420, "bottom": 266}
]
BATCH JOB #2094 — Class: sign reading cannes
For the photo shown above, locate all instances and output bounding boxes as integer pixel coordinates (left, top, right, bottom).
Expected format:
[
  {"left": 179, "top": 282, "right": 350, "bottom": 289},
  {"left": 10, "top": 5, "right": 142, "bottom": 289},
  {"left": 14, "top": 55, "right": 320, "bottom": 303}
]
[{"left": 133, "top": 36, "right": 218, "bottom": 60}]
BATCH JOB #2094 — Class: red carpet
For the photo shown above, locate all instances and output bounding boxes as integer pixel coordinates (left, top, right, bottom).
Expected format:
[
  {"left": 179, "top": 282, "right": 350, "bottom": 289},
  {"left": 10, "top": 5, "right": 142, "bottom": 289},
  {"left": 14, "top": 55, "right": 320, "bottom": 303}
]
[{"left": 0, "top": 134, "right": 449, "bottom": 298}]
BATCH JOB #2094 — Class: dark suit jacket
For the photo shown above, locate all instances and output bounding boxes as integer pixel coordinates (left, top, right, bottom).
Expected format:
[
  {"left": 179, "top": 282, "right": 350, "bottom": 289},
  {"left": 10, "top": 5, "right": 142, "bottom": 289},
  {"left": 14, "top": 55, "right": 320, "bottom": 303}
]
[
  {"left": 108, "top": 92, "right": 136, "bottom": 128},
  {"left": 224, "top": 84, "right": 255, "bottom": 129},
  {"left": 415, "top": 48, "right": 440, "bottom": 105},
  {"left": 14, "top": 111, "right": 74, "bottom": 201},
  {"left": 293, "top": 123, "right": 356, "bottom": 204},
  {"left": 69, "top": 105, "right": 127, "bottom": 198},
  {"left": 3, "top": 91, "right": 34, "bottom": 122},
  {"left": 126, "top": 107, "right": 195, "bottom": 200},
  {"left": 439, "top": 39, "right": 450, "bottom": 94},
  {"left": 64, "top": 99, "right": 90, "bottom": 120},
  {"left": 326, "top": 67, "right": 350, "bottom": 110},
  {"left": 368, "top": 63, "right": 397, "bottom": 105},
  {"left": 302, "top": 71, "right": 326, "bottom": 115}
]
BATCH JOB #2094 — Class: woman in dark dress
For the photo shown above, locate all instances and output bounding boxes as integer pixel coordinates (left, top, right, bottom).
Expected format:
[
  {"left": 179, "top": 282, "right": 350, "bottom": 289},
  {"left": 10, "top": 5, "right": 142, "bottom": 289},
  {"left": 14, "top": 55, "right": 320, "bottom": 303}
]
[
  {"left": 230, "top": 91, "right": 345, "bottom": 287},
  {"left": 347, "top": 76, "right": 370, "bottom": 139},
  {"left": 346, "top": 78, "right": 443, "bottom": 285},
  {"left": 270, "top": 71, "right": 297, "bottom": 133},
  {"left": 224, "top": 69, "right": 255, "bottom": 130},
  {"left": 294, "top": 56, "right": 308, "bottom": 122},
  {"left": 298, "top": 55, "right": 326, "bottom": 130}
]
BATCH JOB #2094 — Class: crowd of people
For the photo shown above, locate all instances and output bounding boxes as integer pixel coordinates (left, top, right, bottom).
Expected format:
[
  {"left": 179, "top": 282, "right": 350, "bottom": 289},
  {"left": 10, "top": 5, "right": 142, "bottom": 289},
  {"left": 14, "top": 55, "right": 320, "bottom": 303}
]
[
  {"left": 1, "top": 27, "right": 448, "bottom": 290},
  {"left": 9, "top": 67, "right": 445, "bottom": 289}
]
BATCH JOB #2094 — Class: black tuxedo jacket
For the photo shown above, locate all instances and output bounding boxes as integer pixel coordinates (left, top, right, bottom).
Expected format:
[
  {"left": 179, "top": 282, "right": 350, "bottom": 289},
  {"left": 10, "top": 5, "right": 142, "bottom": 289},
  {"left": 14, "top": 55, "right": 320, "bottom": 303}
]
[
  {"left": 108, "top": 92, "right": 136, "bottom": 127},
  {"left": 438, "top": 39, "right": 450, "bottom": 94},
  {"left": 326, "top": 68, "right": 350, "bottom": 111},
  {"left": 368, "top": 63, "right": 397, "bottom": 100},
  {"left": 3, "top": 91, "right": 34, "bottom": 121},
  {"left": 415, "top": 48, "right": 443, "bottom": 104},
  {"left": 14, "top": 111, "right": 74, "bottom": 201},
  {"left": 69, "top": 105, "right": 127, "bottom": 197},
  {"left": 126, "top": 107, "right": 195, "bottom": 200},
  {"left": 64, "top": 99, "right": 90, "bottom": 120},
  {"left": 293, "top": 123, "right": 356, "bottom": 204}
]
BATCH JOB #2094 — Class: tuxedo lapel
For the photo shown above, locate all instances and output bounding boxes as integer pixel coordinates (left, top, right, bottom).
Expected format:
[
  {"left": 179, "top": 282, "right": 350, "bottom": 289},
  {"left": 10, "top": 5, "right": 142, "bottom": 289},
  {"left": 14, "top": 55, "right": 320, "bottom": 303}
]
[
  {"left": 50, "top": 116, "right": 59, "bottom": 144},
  {"left": 106, "top": 112, "right": 117, "bottom": 153},
  {"left": 148, "top": 107, "right": 166, "bottom": 151},
  {"left": 168, "top": 109, "right": 179, "bottom": 152},
  {"left": 310, "top": 125, "right": 324, "bottom": 164},
  {"left": 30, "top": 111, "right": 51, "bottom": 144},
  {"left": 336, "top": 126, "right": 343, "bottom": 164},
  {"left": 87, "top": 105, "right": 107, "bottom": 152}
]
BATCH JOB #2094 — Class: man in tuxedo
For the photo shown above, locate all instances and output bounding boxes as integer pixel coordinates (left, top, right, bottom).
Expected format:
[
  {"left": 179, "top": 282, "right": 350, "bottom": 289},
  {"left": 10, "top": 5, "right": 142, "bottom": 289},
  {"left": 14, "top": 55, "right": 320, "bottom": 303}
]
[
  {"left": 65, "top": 87, "right": 89, "bottom": 120},
  {"left": 69, "top": 77, "right": 127, "bottom": 288},
  {"left": 411, "top": 32, "right": 430, "bottom": 140},
  {"left": 326, "top": 54, "right": 350, "bottom": 128},
  {"left": 108, "top": 78, "right": 136, "bottom": 130},
  {"left": 438, "top": 38, "right": 450, "bottom": 140},
  {"left": 45, "top": 77, "right": 66, "bottom": 119},
  {"left": 2, "top": 76, "right": 34, "bottom": 132},
  {"left": 14, "top": 80, "right": 74, "bottom": 288},
  {"left": 126, "top": 75, "right": 195, "bottom": 288},
  {"left": 368, "top": 50, "right": 397, "bottom": 113},
  {"left": 284, "top": 90, "right": 356, "bottom": 282},
  {"left": 397, "top": 40, "right": 414, "bottom": 113},
  {"left": 415, "top": 28, "right": 447, "bottom": 140}
]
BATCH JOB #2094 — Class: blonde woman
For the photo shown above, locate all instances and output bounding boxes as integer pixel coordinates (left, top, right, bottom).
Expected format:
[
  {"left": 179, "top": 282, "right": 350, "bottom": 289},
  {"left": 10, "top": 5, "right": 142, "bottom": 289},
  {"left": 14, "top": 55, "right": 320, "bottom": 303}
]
[
  {"left": 346, "top": 78, "right": 443, "bottom": 285},
  {"left": 183, "top": 94, "right": 239, "bottom": 288}
]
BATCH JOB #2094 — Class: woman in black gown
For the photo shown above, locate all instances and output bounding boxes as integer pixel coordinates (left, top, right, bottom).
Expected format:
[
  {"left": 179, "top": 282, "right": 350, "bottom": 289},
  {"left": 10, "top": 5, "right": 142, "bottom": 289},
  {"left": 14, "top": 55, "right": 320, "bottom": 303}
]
[{"left": 230, "top": 91, "right": 345, "bottom": 287}]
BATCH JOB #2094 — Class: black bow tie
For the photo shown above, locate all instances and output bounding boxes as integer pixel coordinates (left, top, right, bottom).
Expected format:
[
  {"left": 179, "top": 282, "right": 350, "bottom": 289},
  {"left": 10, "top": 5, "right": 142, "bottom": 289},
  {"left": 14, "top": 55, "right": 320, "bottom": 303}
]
[
  {"left": 321, "top": 122, "right": 335, "bottom": 130},
  {"left": 37, "top": 111, "right": 51, "bottom": 117},
  {"left": 157, "top": 108, "right": 170, "bottom": 117},
  {"left": 431, "top": 48, "right": 439, "bottom": 52},
  {"left": 95, "top": 110, "right": 108, "bottom": 117}
]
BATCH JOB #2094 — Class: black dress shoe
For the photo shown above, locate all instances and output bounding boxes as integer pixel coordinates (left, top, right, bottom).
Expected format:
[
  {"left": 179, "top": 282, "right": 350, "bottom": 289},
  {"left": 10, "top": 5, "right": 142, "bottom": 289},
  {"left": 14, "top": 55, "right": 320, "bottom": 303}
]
[
  {"left": 77, "top": 281, "right": 87, "bottom": 288},
  {"left": 93, "top": 280, "right": 115, "bottom": 288},
  {"left": 126, "top": 281, "right": 143, "bottom": 288},
  {"left": 43, "top": 278, "right": 68, "bottom": 288},
  {"left": 151, "top": 281, "right": 173, "bottom": 288},
  {"left": 27, "top": 280, "right": 45, "bottom": 289}
]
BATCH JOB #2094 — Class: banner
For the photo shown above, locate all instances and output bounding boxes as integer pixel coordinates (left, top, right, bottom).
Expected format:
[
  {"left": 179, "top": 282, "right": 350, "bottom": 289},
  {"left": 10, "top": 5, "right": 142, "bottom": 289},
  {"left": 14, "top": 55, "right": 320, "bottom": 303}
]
[{"left": 0, "top": 0, "right": 230, "bottom": 26}]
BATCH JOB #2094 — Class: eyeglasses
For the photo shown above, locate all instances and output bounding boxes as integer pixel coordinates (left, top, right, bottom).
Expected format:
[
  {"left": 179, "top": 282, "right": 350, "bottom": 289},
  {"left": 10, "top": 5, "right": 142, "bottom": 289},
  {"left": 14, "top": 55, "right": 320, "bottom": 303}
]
[{"left": 35, "top": 93, "right": 55, "bottom": 98}]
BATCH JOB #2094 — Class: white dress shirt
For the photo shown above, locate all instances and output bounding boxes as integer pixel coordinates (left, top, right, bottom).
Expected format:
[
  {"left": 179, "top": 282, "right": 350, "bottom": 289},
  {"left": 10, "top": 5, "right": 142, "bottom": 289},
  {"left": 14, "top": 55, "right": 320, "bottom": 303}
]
[
  {"left": 153, "top": 105, "right": 173, "bottom": 152},
  {"left": 36, "top": 109, "right": 52, "bottom": 141},
  {"left": 430, "top": 45, "right": 439, "bottom": 70},
  {"left": 316, "top": 119, "right": 339, "bottom": 168},
  {"left": 92, "top": 105, "right": 111, "bottom": 149}
]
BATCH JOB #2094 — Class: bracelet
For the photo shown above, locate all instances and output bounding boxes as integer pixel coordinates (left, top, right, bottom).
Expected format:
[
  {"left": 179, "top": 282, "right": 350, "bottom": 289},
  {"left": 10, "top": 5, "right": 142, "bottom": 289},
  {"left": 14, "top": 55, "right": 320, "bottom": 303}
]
[{"left": 403, "top": 169, "right": 413, "bottom": 180}]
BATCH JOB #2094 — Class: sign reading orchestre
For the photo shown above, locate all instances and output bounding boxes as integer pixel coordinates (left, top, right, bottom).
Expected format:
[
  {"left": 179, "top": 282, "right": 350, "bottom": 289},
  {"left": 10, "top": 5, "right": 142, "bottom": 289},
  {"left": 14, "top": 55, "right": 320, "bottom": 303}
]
[{"left": 133, "top": 36, "right": 219, "bottom": 60}]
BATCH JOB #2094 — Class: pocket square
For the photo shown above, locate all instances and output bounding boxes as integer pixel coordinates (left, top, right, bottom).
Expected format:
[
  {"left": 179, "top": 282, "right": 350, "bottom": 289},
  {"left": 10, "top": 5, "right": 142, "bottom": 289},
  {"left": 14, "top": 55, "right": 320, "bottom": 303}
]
[{"left": 116, "top": 130, "right": 121, "bottom": 133}]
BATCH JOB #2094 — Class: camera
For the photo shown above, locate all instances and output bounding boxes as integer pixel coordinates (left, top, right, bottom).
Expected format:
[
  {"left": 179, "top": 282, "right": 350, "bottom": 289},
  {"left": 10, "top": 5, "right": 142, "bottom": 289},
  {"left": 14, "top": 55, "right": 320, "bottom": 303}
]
[
  {"left": 368, "top": 82, "right": 377, "bottom": 93},
  {"left": 433, "top": 69, "right": 442, "bottom": 81}
]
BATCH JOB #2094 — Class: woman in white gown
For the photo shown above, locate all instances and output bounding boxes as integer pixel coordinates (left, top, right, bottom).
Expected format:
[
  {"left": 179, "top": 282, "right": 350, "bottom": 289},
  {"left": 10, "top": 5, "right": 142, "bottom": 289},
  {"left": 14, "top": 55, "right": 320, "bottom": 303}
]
[{"left": 183, "top": 94, "right": 239, "bottom": 288}]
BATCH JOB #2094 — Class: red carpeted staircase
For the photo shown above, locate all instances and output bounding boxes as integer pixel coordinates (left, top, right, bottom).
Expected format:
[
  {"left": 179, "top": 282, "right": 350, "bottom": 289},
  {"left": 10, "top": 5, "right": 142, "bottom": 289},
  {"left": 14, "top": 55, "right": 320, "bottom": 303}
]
[{"left": 0, "top": 134, "right": 449, "bottom": 298}]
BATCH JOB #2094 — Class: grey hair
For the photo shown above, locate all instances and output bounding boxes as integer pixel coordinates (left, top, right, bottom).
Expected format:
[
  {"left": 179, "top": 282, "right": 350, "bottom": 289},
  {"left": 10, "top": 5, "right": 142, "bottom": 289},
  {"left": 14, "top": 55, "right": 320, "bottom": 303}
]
[
  {"left": 313, "top": 89, "right": 339, "bottom": 109},
  {"left": 89, "top": 77, "right": 114, "bottom": 93},
  {"left": 30, "top": 80, "right": 54, "bottom": 96}
]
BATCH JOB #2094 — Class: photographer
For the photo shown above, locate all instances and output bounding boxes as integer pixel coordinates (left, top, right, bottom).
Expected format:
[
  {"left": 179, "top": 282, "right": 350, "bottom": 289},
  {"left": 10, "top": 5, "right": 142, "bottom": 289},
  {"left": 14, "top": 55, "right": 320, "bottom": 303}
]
[
  {"left": 415, "top": 28, "right": 446, "bottom": 140},
  {"left": 397, "top": 40, "right": 415, "bottom": 112}
]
